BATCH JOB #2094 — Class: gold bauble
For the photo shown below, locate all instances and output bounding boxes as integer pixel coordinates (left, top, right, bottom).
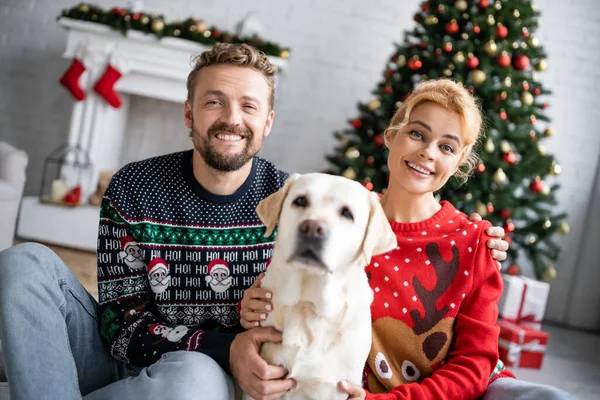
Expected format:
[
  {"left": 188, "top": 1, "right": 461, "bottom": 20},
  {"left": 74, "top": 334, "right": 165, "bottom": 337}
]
[
  {"left": 536, "top": 59, "right": 548, "bottom": 71},
  {"left": 538, "top": 144, "right": 547, "bottom": 155},
  {"left": 512, "top": 41, "right": 520, "bottom": 49},
  {"left": 484, "top": 41, "right": 498, "bottom": 56},
  {"left": 396, "top": 55, "right": 406, "bottom": 67},
  {"left": 476, "top": 201, "right": 488, "bottom": 217},
  {"left": 558, "top": 222, "right": 570, "bottom": 235},
  {"left": 543, "top": 265, "right": 557, "bottom": 281},
  {"left": 521, "top": 91, "right": 534, "bottom": 106},
  {"left": 493, "top": 168, "right": 507, "bottom": 184},
  {"left": 368, "top": 99, "right": 381, "bottom": 111},
  {"left": 195, "top": 21, "right": 207, "bottom": 32},
  {"left": 280, "top": 50, "right": 290, "bottom": 60},
  {"left": 530, "top": 37, "right": 540, "bottom": 47},
  {"left": 543, "top": 218, "right": 552, "bottom": 229},
  {"left": 342, "top": 167, "right": 357, "bottom": 180},
  {"left": 151, "top": 19, "right": 165, "bottom": 32},
  {"left": 513, "top": 9, "right": 520, "bottom": 17},
  {"left": 541, "top": 183, "right": 551, "bottom": 196},
  {"left": 487, "top": 14, "right": 495, "bottom": 25},
  {"left": 141, "top": 16, "right": 150, "bottom": 24},
  {"left": 500, "top": 140, "right": 512, "bottom": 153},
  {"left": 504, "top": 77, "right": 512, "bottom": 87},
  {"left": 453, "top": 51, "right": 465, "bottom": 64},
  {"left": 528, "top": 234, "right": 537, "bottom": 244},
  {"left": 465, "top": 193, "right": 473, "bottom": 200},
  {"left": 425, "top": 15, "right": 439, "bottom": 25},
  {"left": 461, "top": 32, "right": 469, "bottom": 40},
  {"left": 494, "top": 1, "right": 502, "bottom": 10},
  {"left": 472, "top": 69, "right": 486, "bottom": 84},
  {"left": 550, "top": 162, "right": 562, "bottom": 175},
  {"left": 345, "top": 147, "right": 360, "bottom": 159},
  {"left": 455, "top": 0, "right": 468, "bottom": 11},
  {"left": 79, "top": 3, "right": 89, "bottom": 12},
  {"left": 484, "top": 138, "right": 495, "bottom": 153},
  {"left": 444, "top": 69, "right": 453, "bottom": 76},
  {"left": 544, "top": 127, "right": 554, "bottom": 137}
]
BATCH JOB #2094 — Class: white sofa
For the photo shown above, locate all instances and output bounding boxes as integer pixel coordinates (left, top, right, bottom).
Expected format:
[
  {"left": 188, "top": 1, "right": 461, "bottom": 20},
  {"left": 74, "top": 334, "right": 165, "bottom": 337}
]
[{"left": 0, "top": 142, "right": 28, "bottom": 252}]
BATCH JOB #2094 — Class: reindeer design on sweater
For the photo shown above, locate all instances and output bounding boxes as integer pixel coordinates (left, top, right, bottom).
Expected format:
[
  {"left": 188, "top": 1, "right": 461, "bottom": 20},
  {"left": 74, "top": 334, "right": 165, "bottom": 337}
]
[{"left": 367, "top": 242, "right": 460, "bottom": 393}]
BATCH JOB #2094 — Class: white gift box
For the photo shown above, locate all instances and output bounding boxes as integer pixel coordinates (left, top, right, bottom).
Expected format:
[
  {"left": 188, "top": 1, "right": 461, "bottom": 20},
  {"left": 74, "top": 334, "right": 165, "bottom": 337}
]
[{"left": 498, "top": 275, "right": 550, "bottom": 329}]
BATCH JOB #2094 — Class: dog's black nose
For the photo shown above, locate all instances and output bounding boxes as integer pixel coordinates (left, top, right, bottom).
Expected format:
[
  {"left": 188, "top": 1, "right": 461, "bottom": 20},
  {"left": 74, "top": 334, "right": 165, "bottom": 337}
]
[{"left": 299, "top": 219, "right": 328, "bottom": 239}]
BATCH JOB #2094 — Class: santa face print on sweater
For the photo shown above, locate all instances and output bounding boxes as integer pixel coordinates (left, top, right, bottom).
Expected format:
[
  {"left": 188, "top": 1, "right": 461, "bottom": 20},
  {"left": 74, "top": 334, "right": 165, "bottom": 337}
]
[
  {"left": 205, "top": 259, "right": 233, "bottom": 294},
  {"left": 119, "top": 236, "right": 145, "bottom": 270},
  {"left": 148, "top": 323, "right": 189, "bottom": 343},
  {"left": 147, "top": 258, "right": 171, "bottom": 294}
]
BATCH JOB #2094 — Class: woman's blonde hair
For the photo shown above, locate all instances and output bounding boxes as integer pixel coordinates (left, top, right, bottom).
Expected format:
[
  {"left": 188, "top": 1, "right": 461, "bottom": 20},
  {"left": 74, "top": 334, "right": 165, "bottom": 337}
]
[
  {"left": 186, "top": 42, "right": 277, "bottom": 110},
  {"left": 386, "top": 78, "right": 484, "bottom": 184}
]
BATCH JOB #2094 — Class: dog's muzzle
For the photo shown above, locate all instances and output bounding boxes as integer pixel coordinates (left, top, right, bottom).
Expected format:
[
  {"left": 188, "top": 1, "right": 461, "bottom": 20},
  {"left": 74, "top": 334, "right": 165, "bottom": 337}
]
[{"left": 288, "top": 219, "right": 329, "bottom": 270}]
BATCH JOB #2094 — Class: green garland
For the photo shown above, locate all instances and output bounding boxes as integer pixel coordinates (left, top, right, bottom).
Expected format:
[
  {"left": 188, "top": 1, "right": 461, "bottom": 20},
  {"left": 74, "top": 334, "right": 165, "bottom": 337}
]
[{"left": 58, "top": 3, "right": 290, "bottom": 59}]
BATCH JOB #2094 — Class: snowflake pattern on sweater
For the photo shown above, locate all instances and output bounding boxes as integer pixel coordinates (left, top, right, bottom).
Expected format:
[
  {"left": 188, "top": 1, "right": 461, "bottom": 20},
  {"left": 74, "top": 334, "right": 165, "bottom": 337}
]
[
  {"left": 97, "top": 150, "right": 287, "bottom": 371},
  {"left": 364, "top": 201, "right": 514, "bottom": 400}
]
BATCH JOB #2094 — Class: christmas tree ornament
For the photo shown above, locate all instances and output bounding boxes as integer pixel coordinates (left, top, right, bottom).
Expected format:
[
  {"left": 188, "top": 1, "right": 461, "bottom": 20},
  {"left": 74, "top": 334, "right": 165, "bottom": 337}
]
[
  {"left": 558, "top": 222, "right": 570, "bottom": 235},
  {"left": 540, "top": 183, "right": 550, "bottom": 196},
  {"left": 500, "top": 110, "right": 508, "bottom": 120},
  {"left": 530, "top": 115, "right": 537, "bottom": 124},
  {"left": 279, "top": 50, "right": 290, "bottom": 59},
  {"left": 536, "top": 59, "right": 548, "bottom": 71},
  {"left": 543, "top": 265, "right": 557, "bottom": 281},
  {"left": 478, "top": 0, "right": 489, "bottom": 8},
  {"left": 530, "top": 37, "right": 539, "bottom": 47},
  {"left": 513, "top": 9, "right": 521, "bottom": 17},
  {"left": 512, "top": 41, "right": 520, "bottom": 50},
  {"left": 351, "top": 118, "right": 363, "bottom": 129},
  {"left": 472, "top": 70, "right": 486, "bottom": 84},
  {"left": 194, "top": 21, "right": 207, "bottom": 32},
  {"left": 500, "top": 140, "right": 512, "bottom": 153},
  {"left": 443, "top": 69, "right": 453, "bottom": 77},
  {"left": 506, "top": 264, "right": 520, "bottom": 276},
  {"left": 151, "top": 19, "right": 165, "bottom": 32},
  {"left": 384, "top": 85, "right": 393, "bottom": 94},
  {"left": 465, "top": 193, "right": 473, "bottom": 200},
  {"left": 550, "top": 162, "right": 562, "bottom": 175},
  {"left": 513, "top": 54, "right": 530, "bottom": 70},
  {"left": 484, "top": 40, "right": 498, "bottom": 55},
  {"left": 366, "top": 156, "right": 375, "bottom": 167},
  {"left": 420, "top": 2, "right": 429, "bottom": 12},
  {"left": 538, "top": 144, "right": 547, "bottom": 155},
  {"left": 493, "top": 168, "right": 507, "bottom": 184},
  {"left": 141, "top": 16, "right": 150, "bottom": 24},
  {"left": 487, "top": 15, "right": 495, "bottom": 25},
  {"left": 504, "top": 76, "right": 512, "bottom": 87},
  {"left": 374, "top": 134, "right": 385, "bottom": 147},
  {"left": 408, "top": 57, "right": 423, "bottom": 70},
  {"left": 455, "top": 0, "right": 468, "bottom": 11},
  {"left": 543, "top": 218, "right": 552, "bottom": 229},
  {"left": 93, "top": 52, "right": 130, "bottom": 109},
  {"left": 367, "top": 129, "right": 375, "bottom": 137},
  {"left": 445, "top": 20, "right": 459, "bottom": 34},
  {"left": 498, "top": 52, "right": 511, "bottom": 68},
  {"left": 494, "top": 1, "right": 502, "bottom": 10},
  {"left": 477, "top": 163, "right": 486, "bottom": 173},
  {"left": 522, "top": 81, "right": 530, "bottom": 90},
  {"left": 500, "top": 208, "right": 511, "bottom": 219},
  {"left": 64, "top": 185, "right": 82, "bottom": 205},
  {"left": 534, "top": 87, "right": 542, "bottom": 96},
  {"left": 484, "top": 138, "right": 495, "bottom": 153},
  {"left": 437, "top": 5, "right": 446, "bottom": 13},
  {"left": 496, "top": 24, "right": 508, "bottom": 39},
  {"left": 476, "top": 201, "right": 488, "bottom": 216},
  {"left": 528, "top": 234, "right": 537, "bottom": 244},
  {"left": 503, "top": 151, "right": 517, "bottom": 164},
  {"left": 499, "top": 91, "right": 508, "bottom": 100},
  {"left": 342, "top": 167, "right": 357, "bottom": 180},
  {"left": 521, "top": 91, "right": 534, "bottom": 106},
  {"left": 363, "top": 181, "right": 374, "bottom": 191},
  {"left": 345, "top": 147, "right": 360, "bottom": 159},
  {"left": 473, "top": 25, "right": 481, "bottom": 34},
  {"left": 487, "top": 202, "right": 495, "bottom": 213},
  {"left": 425, "top": 15, "right": 439, "bottom": 25},
  {"left": 504, "top": 220, "right": 515, "bottom": 233},
  {"left": 444, "top": 42, "right": 453, "bottom": 52},
  {"left": 396, "top": 55, "right": 406, "bottom": 67},
  {"left": 530, "top": 177, "right": 544, "bottom": 193},
  {"left": 461, "top": 32, "right": 469, "bottom": 40},
  {"left": 453, "top": 51, "right": 465, "bottom": 63},
  {"left": 59, "top": 45, "right": 89, "bottom": 101},
  {"left": 466, "top": 54, "right": 479, "bottom": 69},
  {"left": 368, "top": 99, "right": 381, "bottom": 111},
  {"left": 79, "top": 3, "right": 89, "bottom": 12}
]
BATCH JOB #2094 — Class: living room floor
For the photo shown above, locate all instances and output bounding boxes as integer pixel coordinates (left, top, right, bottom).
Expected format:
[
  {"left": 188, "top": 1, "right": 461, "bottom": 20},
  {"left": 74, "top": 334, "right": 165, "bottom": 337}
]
[{"left": 43, "top": 243, "right": 600, "bottom": 399}]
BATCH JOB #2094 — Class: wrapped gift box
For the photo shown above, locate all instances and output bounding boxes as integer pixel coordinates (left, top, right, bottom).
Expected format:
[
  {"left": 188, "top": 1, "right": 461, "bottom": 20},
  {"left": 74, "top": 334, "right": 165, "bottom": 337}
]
[
  {"left": 498, "top": 319, "right": 548, "bottom": 369},
  {"left": 498, "top": 275, "right": 549, "bottom": 329}
]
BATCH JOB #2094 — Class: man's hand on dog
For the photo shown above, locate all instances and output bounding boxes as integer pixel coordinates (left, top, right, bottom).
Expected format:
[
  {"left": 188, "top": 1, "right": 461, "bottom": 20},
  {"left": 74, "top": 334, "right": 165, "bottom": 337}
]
[
  {"left": 230, "top": 327, "right": 295, "bottom": 399},
  {"left": 240, "top": 273, "right": 273, "bottom": 329},
  {"left": 339, "top": 380, "right": 366, "bottom": 399},
  {"left": 468, "top": 213, "right": 509, "bottom": 270}
]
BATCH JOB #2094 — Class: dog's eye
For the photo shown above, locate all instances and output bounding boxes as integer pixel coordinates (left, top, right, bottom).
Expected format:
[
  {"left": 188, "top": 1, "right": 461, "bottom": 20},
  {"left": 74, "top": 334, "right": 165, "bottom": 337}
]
[
  {"left": 293, "top": 196, "right": 308, "bottom": 208},
  {"left": 340, "top": 206, "right": 354, "bottom": 221}
]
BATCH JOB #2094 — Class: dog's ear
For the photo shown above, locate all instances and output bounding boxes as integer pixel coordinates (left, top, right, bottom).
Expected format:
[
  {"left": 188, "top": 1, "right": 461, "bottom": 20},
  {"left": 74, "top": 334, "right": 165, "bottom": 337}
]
[
  {"left": 257, "top": 173, "right": 300, "bottom": 237},
  {"left": 360, "top": 192, "right": 397, "bottom": 264}
]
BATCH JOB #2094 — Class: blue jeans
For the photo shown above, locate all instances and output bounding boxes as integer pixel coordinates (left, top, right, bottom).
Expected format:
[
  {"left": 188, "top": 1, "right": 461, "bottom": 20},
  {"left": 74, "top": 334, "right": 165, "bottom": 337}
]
[
  {"left": 483, "top": 377, "right": 576, "bottom": 399},
  {"left": 0, "top": 243, "right": 234, "bottom": 400}
]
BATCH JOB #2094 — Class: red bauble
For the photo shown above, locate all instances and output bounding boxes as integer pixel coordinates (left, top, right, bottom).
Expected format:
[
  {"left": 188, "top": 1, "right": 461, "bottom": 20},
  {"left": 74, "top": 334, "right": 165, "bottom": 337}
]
[
  {"left": 64, "top": 186, "right": 82, "bottom": 204},
  {"left": 530, "top": 115, "right": 537, "bottom": 124},
  {"left": 503, "top": 151, "right": 517, "bottom": 164},
  {"left": 384, "top": 85, "right": 393, "bottom": 94},
  {"left": 366, "top": 156, "right": 375, "bottom": 167},
  {"left": 445, "top": 21, "right": 459, "bottom": 34},
  {"left": 374, "top": 134, "right": 385, "bottom": 147},
  {"left": 522, "top": 28, "right": 530, "bottom": 38},
  {"left": 530, "top": 178, "right": 544, "bottom": 193},
  {"left": 505, "top": 221, "right": 516, "bottom": 232},
  {"left": 487, "top": 203, "right": 495, "bottom": 213},
  {"left": 500, "top": 209, "right": 512, "bottom": 219},
  {"left": 542, "top": 102, "right": 549, "bottom": 109},
  {"left": 421, "top": 2, "right": 429, "bottom": 12},
  {"left": 496, "top": 25, "right": 508, "bottom": 39},
  {"left": 466, "top": 56, "right": 479, "bottom": 69},
  {"left": 212, "top": 29, "right": 222, "bottom": 38},
  {"left": 534, "top": 88, "right": 541, "bottom": 96},
  {"left": 351, "top": 119, "right": 363, "bottom": 129},
  {"left": 522, "top": 82, "right": 530, "bottom": 91},
  {"left": 363, "top": 181, "right": 374, "bottom": 191},
  {"left": 513, "top": 54, "right": 530, "bottom": 70},
  {"left": 444, "top": 43, "right": 453, "bottom": 52},
  {"left": 473, "top": 25, "right": 481, "bottom": 34},
  {"left": 408, "top": 58, "right": 422, "bottom": 70},
  {"left": 500, "top": 111, "right": 508, "bottom": 120},
  {"left": 477, "top": 163, "right": 486, "bottom": 173},
  {"left": 506, "top": 264, "right": 520, "bottom": 276},
  {"left": 132, "top": 13, "right": 140, "bottom": 20},
  {"left": 478, "top": 0, "right": 489, "bottom": 8},
  {"left": 497, "top": 53, "right": 511, "bottom": 68}
]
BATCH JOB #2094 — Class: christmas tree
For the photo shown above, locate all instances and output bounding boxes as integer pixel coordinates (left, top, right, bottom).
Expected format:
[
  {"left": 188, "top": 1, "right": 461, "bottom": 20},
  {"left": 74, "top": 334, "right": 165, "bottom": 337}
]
[{"left": 326, "top": 0, "right": 569, "bottom": 281}]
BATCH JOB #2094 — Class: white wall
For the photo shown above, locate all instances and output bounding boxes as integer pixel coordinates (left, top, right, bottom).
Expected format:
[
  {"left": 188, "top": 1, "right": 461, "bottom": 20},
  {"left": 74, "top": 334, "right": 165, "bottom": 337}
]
[{"left": 1, "top": 0, "right": 599, "bottom": 327}]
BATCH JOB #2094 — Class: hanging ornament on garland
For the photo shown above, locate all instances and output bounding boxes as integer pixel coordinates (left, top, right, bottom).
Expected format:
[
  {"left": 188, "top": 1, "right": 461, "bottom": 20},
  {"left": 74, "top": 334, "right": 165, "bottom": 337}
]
[
  {"left": 530, "top": 176, "right": 544, "bottom": 193},
  {"left": 151, "top": 19, "right": 165, "bottom": 32},
  {"left": 506, "top": 264, "right": 520, "bottom": 276},
  {"left": 342, "top": 167, "right": 357, "bottom": 180},
  {"left": 558, "top": 221, "right": 570, "bottom": 235},
  {"left": 543, "top": 265, "right": 557, "bottom": 281},
  {"left": 493, "top": 168, "right": 508, "bottom": 184}
]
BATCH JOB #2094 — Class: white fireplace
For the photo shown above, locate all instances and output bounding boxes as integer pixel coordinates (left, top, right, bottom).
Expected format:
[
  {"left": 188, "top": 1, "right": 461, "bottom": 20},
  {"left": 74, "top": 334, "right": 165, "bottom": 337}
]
[{"left": 17, "top": 18, "right": 287, "bottom": 251}]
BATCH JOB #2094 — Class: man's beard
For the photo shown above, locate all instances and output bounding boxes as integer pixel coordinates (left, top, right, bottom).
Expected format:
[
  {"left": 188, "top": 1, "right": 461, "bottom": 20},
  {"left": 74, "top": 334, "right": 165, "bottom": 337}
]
[{"left": 190, "top": 121, "right": 261, "bottom": 172}]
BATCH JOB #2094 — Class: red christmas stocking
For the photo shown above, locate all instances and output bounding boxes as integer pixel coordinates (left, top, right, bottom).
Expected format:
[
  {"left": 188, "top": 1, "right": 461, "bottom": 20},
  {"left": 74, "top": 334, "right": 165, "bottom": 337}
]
[
  {"left": 59, "top": 58, "right": 87, "bottom": 101},
  {"left": 93, "top": 63, "right": 124, "bottom": 109}
]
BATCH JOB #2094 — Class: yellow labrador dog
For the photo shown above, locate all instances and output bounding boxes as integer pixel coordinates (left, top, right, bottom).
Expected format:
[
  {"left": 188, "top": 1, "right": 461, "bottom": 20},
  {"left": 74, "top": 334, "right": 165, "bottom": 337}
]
[{"left": 244, "top": 173, "right": 396, "bottom": 400}]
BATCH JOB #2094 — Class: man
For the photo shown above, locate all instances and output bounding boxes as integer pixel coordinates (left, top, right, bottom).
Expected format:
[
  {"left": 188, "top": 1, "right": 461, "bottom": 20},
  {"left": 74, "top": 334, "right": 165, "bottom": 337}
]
[{"left": 0, "top": 43, "right": 508, "bottom": 400}]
